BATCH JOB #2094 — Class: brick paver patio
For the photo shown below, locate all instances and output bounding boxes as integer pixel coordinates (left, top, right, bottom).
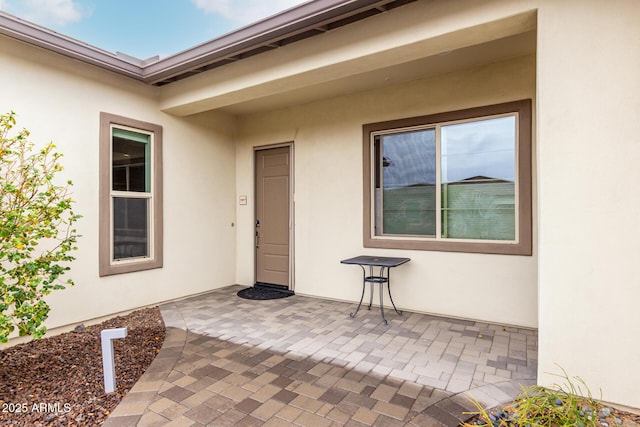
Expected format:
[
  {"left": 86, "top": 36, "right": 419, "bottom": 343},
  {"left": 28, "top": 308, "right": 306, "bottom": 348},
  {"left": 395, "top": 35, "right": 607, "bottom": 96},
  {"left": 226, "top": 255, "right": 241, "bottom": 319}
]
[{"left": 104, "top": 285, "right": 537, "bottom": 426}]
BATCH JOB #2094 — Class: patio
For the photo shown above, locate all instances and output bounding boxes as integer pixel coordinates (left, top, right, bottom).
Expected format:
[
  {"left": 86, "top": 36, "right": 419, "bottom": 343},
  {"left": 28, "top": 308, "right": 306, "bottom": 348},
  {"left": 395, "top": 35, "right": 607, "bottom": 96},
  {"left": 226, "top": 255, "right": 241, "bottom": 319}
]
[{"left": 104, "top": 285, "right": 537, "bottom": 426}]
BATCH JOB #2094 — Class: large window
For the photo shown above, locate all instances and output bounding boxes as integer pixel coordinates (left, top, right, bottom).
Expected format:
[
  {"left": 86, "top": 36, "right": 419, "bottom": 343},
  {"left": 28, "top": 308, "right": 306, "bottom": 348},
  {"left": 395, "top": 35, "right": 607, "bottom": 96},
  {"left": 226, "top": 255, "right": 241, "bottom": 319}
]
[
  {"left": 99, "top": 113, "right": 163, "bottom": 276},
  {"left": 363, "top": 100, "right": 532, "bottom": 255}
]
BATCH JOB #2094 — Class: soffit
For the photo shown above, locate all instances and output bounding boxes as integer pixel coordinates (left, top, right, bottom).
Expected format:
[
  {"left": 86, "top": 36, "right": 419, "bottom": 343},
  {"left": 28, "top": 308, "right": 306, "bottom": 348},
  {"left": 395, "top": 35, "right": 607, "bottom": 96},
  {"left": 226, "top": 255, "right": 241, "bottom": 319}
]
[
  {"left": 221, "top": 31, "right": 536, "bottom": 115},
  {"left": 158, "top": 6, "right": 537, "bottom": 117}
]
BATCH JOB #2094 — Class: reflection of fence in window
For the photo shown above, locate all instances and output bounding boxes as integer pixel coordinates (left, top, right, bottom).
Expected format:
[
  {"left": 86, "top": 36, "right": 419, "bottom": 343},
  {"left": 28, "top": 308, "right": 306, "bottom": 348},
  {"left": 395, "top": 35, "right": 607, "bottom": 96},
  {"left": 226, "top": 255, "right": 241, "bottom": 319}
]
[
  {"left": 381, "top": 185, "right": 436, "bottom": 236},
  {"left": 365, "top": 100, "right": 530, "bottom": 253},
  {"left": 442, "top": 180, "right": 515, "bottom": 240}
]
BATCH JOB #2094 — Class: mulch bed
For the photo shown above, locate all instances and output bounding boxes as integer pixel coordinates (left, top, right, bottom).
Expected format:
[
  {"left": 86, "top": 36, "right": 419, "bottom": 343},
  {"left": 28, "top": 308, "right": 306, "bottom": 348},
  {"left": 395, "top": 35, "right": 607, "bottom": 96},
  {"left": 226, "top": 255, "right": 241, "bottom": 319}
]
[{"left": 0, "top": 307, "right": 165, "bottom": 427}]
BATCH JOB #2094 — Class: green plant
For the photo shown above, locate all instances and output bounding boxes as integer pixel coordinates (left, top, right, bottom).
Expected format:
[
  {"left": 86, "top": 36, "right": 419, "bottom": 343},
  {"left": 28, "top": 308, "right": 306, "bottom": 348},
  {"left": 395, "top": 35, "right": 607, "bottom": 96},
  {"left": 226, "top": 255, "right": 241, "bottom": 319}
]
[
  {"left": 0, "top": 110, "right": 80, "bottom": 343},
  {"left": 463, "top": 366, "right": 608, "bottom": 427}
]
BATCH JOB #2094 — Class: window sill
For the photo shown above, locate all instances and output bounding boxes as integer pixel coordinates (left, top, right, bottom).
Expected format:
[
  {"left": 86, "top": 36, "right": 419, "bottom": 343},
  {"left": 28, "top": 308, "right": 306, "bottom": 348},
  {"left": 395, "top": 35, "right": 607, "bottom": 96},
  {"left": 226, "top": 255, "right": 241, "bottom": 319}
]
[
  {"left": 99, "top": 257, "right": 162, "bottom": 277},
  {"left": 363, "top": 236, "right": 531, "bottom": 255}
]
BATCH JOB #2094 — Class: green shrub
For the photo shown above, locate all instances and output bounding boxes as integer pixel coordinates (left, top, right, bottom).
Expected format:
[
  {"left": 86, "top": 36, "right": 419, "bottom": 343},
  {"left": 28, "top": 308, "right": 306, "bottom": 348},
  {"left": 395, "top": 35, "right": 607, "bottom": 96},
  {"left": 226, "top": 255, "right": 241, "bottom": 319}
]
[
  {"left": 0, "top": 110, "right": 80, "bottom": 343},
  {"left": 463, "top": 367, "right": 610, "bottom": 427}
]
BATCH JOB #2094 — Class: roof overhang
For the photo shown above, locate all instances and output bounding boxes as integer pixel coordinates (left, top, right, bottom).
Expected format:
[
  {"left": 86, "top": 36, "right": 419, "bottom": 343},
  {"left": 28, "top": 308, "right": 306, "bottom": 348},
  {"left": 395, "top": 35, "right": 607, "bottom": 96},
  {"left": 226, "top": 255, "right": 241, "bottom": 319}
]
[
  {"left": 0, "top": 0, "right": 416, "bottom": 86},
  {"left": 0, "top": 12, "right": 145, "bottom": 80}
]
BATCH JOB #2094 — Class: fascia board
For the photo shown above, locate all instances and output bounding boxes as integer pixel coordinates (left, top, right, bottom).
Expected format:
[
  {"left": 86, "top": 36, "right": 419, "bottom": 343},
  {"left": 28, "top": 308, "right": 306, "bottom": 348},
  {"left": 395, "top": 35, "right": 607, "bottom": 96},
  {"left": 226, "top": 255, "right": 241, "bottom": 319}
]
[
  {"left": 140, "top": 0, "right": 396, "bottom": 83},
  {"left": 0, "top": 12, "right": 144, "bottom": 81},
  {"left": 0, "top": 0, "right": 398, "bottom": 85}
]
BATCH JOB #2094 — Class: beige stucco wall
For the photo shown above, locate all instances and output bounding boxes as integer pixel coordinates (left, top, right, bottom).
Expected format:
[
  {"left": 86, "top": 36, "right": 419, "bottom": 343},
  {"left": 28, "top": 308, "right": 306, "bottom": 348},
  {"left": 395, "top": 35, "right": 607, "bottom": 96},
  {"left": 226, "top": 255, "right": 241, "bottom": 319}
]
[
  {"left": 0, "top": 39, "right": 238, "bottom": 333},
  {"left": 234, "top": 54, "right": 538, "bottom": 328},
  {"left": 1, "top": 0, "right": 639, "bottom": 411},
  {"left": 226, "top": 0, "right": 640, "bottom": 410},
  {"left": 536, "top": 0, "right": 640, "bottom": 409}
]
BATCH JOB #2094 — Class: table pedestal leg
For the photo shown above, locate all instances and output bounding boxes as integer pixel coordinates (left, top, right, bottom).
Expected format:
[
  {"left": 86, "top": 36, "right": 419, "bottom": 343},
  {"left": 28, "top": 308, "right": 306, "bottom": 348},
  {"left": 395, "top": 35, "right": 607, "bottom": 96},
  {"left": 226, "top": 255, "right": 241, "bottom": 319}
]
[
  {"left": 367, "top": 267, "right": 374, "bottom": 310},
  {"left": 379, "top": 281, "right": 388, "bottom": 325},
  {"left": 388, "top": 281, "right": 402, "bottom": 316},
  {"left": 350, "top": 282, "right": 366, "bottom": 319}
]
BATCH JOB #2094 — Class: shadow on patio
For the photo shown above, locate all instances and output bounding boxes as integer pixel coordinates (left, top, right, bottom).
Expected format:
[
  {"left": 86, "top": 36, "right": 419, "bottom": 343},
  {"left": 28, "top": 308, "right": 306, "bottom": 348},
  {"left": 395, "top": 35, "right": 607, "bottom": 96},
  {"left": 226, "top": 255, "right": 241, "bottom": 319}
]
[{"left": 104, "top": 285, "right": 537, "bottom": 426}]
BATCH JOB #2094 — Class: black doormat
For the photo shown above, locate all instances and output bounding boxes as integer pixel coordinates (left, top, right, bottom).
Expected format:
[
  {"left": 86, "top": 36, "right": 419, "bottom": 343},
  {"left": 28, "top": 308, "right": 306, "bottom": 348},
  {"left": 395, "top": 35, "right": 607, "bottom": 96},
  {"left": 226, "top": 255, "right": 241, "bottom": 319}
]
[{"left": 237, "top": 284, "right": 294, "bottom": 300}]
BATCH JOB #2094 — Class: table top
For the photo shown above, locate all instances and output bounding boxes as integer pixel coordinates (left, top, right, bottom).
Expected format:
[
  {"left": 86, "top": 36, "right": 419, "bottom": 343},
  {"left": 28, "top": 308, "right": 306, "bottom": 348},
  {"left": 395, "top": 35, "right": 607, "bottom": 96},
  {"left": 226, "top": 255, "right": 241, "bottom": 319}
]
[{"left": 340, "top": 255, "right": 410, "bottom": 268}]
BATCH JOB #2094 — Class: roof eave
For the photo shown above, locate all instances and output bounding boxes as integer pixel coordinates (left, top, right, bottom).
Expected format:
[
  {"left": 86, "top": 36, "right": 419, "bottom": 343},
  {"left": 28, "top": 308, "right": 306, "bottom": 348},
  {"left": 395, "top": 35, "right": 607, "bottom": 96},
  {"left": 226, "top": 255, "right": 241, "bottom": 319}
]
[
  {"left": 142, "top": 0, "right": 404, "bottom": 85},
  {"left": 0, "top": 0, "right": 413, "bottom": 86},
  {"left": 0, "top": 12, "right": 144, "bottom": 81}
]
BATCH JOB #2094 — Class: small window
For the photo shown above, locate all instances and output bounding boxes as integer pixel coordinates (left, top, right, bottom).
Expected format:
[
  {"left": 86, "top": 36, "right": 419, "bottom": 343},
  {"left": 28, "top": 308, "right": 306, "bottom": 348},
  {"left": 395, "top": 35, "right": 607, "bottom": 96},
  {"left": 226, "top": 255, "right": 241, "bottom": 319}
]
[
  {"left": 100, "top": 113, "right": 163, "bottom": 276},
  {"left": 363, "top": 100, "right": 532, "bottom": 255}
]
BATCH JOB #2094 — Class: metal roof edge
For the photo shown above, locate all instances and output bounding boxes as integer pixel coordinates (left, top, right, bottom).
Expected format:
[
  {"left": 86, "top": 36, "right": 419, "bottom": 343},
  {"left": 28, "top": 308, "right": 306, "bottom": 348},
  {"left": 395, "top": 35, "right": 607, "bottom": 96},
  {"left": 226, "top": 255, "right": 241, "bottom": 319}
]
[
  {"left": 0, "top": 11, "right": 145, "bottom": 81},
  {"left": 141, "top": 0, "right": 399, "bottom": 84},
  {"left": 0, "top": 0, "right": 410, "bottom": 86}
]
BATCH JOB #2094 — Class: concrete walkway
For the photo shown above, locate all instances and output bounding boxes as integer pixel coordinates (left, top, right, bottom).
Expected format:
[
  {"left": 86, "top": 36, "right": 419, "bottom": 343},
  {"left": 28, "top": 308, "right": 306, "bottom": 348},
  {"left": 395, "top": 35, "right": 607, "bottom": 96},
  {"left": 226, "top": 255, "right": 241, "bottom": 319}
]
[{"left": 104, "top": 286, "right": 537, "bottom": 426}]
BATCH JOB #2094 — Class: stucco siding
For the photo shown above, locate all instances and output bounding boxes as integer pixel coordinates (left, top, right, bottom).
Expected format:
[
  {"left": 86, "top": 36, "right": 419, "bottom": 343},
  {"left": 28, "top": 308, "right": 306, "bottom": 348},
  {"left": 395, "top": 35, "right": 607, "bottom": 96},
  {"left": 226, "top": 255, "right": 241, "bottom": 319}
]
[
  {"left": 235, "top": 54, "right": 538, "bottom": 328},
  {"left": 0, "top": 39, "right": 238, "bottom": 333},
  {"left": 228, "top": 0, "right": 640, "bottom": 408},
  {"left": 536, "top": 0, "right": 640, "bottom": 409},
  {"left": 2, "top": 0, "right": 640, "bottom": 411}
]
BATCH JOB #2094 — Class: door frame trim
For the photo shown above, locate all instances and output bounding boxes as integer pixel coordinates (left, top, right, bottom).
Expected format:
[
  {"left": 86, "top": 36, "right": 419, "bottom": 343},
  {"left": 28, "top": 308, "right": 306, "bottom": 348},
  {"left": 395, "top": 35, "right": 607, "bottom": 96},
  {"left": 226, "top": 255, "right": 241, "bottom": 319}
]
[{"left": 254, "top": 142, "right": 295, "bottom": 292}]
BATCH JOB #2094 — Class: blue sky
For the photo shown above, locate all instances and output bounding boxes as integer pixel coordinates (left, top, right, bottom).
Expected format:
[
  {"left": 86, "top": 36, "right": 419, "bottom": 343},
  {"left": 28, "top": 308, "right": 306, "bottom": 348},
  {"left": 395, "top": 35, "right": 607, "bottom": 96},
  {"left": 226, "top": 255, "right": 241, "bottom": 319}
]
[{"left": 0, "top": 0, "right": 309, "bottom": 59}]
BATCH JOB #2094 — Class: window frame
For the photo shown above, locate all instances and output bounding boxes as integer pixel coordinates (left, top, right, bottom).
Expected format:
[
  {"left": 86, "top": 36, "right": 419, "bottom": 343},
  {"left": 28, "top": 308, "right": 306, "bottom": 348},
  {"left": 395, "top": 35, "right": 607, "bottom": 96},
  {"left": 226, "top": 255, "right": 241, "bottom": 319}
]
[
  {"left": 362, "top": 99, "right": 532, "bottom": 255},
  {"left": 99, "top": 112, "right": 163, "bottom": 276}
]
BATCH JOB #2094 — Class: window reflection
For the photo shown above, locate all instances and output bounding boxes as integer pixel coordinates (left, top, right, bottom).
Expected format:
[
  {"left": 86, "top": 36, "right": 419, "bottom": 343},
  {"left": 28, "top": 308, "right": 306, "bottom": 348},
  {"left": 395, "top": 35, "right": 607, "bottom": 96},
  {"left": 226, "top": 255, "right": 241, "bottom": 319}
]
[
  {"left": 373, "top": 115, "right": 517, "bottom": 241},
  {"left": 112, "top": 130, "right": 150, "bottom": 193},
  {"left": 441, "top": 117, "right": 516, "bottom": 240},
  {"left": 375, "top": 129, "right": 436, "bottom": 236}
]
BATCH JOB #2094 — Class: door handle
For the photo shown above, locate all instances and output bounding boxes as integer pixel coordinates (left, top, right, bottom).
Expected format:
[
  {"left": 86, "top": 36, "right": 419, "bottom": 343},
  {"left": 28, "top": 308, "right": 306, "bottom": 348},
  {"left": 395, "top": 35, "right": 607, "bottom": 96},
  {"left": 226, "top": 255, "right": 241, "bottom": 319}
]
[{"left": 255, "top": 219, "right": 260, "bottom": 248}]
